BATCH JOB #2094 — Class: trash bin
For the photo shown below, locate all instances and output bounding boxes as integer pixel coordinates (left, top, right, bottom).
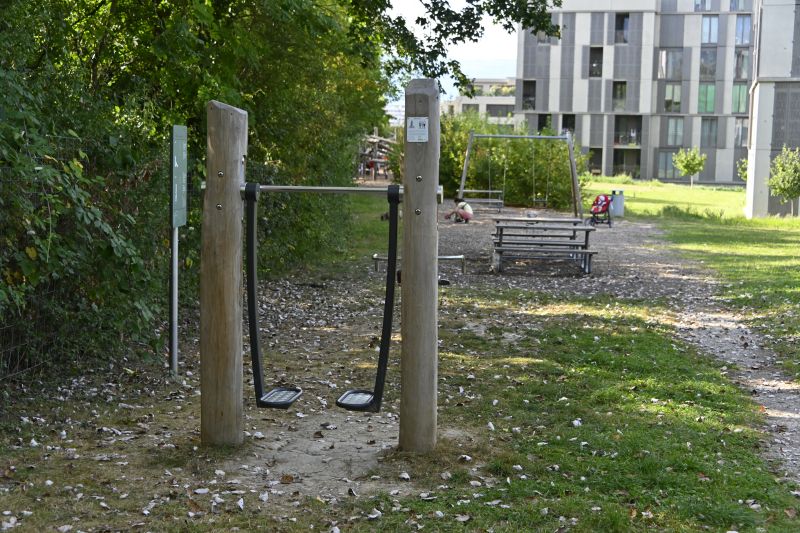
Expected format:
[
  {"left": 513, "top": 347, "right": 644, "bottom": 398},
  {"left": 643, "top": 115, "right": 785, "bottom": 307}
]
[{"left": 610, "top": 190, "right": 624, "bottom": 217}]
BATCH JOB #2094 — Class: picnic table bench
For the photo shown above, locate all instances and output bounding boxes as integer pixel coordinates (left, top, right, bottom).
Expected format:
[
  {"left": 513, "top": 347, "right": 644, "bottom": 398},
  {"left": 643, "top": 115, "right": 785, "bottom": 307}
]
[
  {"left": 492, "top": 221, "right": 596, "bottom": 274},
  {"left": 492, "top": 216, "right": 584, "bottom": 225},
  {"left": 462, "top": 189, "right": 504, "bottom": 212}
]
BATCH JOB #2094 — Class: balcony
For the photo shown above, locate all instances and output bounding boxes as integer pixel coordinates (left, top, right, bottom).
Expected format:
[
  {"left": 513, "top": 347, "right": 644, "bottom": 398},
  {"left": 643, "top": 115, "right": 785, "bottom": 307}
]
[{"left": 613, "top": 130, "right": 641, "bottom": 147}]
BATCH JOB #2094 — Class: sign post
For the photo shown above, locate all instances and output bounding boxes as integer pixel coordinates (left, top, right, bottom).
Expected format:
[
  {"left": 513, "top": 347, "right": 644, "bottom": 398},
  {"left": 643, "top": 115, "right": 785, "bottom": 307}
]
[
  {"left": 399, "top": 79, "right": 439, "bottom": 453},
  {"left": 170, "top": 125, "right": 188, "bottom": 376}
]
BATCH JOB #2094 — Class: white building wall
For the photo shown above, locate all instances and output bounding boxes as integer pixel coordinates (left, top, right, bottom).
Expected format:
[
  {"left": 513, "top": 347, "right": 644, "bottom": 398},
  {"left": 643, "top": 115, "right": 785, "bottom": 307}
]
[{"left": 746, "top": 82, "right": 776, "bottom": 217}]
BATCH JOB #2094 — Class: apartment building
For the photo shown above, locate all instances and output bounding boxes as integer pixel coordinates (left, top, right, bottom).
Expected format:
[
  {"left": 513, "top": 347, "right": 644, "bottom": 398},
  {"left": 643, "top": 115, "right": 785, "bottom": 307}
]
[
  {"left": 516, "top": 0, "right": 755, "bottom": 182},
  {"left": 746, "top": 0, "right": 800, "bottom": 217},
  {"left": 442, "top": 78, "right": 518, "bottom": 128}
]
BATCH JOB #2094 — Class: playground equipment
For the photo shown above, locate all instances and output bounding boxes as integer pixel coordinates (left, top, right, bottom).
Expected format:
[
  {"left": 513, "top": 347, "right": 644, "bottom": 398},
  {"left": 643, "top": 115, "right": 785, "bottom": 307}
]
[
  {"left": 201, "top": 80, "right": 440, "bottom": 452},
  {"left": 244, "top": 183, "right": 400, "bottom": 412},
  {"left": 458, "top": 131, "right": 583, "bottom": 217}
]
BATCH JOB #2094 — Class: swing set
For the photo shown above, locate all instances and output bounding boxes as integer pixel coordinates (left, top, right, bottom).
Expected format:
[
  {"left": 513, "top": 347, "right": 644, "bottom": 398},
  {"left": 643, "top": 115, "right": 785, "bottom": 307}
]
[{"left": 457, "top": 131, "right": 583, "bottom": 217}]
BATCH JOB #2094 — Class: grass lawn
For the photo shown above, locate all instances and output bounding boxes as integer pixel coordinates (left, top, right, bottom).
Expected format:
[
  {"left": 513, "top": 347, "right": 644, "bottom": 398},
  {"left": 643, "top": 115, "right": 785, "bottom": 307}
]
[
  {"left": 584, "top": 178, "right": 746, "bottom": 219},
  {"left": 584, "top": 177, "right": 800, "bottom": 376}
]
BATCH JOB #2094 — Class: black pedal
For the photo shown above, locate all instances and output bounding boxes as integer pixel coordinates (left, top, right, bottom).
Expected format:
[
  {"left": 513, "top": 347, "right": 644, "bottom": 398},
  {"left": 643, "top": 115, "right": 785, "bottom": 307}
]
[
  {"left": 258, "top": 387, "right": 302, "bottom": 409},
  {"left": 336, "top": 389, "right": 378, "bottom": 412}
]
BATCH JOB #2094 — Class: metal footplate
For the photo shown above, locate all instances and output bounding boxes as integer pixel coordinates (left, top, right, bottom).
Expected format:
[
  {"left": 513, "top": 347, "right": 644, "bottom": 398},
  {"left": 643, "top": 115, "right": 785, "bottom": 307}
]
[
  {"left": 258, "top": 387, "right": 303, "bottom": 409},
  {"left": 336, "top": 389, "right": 378, "bottom": 412}
]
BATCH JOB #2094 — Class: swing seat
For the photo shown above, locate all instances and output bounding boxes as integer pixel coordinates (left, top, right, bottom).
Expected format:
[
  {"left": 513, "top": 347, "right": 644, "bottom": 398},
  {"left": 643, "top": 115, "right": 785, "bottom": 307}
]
[
  {"left": 258, "top": 387, "right": 303, "bottom": 409},
  {"left": 336, "top": 389, "right": 380, "bottom": 412}
]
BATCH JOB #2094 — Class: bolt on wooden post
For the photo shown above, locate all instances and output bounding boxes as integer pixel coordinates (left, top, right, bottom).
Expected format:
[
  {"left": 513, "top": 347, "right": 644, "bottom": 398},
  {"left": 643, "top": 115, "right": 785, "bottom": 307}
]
[
  {"left": 399, "top": 79, "right": 439, "bottom": 453},
  {"left": 200, "top": 101, "right": 248, "bottom": 446}
]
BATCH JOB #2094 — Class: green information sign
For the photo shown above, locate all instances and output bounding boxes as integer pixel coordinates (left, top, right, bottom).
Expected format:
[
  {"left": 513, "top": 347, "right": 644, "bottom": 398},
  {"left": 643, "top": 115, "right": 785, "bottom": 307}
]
[{"left": 171, "top": 125, "right": 188, "bottom": 228}]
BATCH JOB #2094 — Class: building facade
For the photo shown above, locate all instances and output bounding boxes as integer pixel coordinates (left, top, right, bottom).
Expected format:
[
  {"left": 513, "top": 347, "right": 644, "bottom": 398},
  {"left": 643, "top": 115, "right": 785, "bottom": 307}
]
[
  {"left": 442, "top": 78, "right": 518, "bottom": 129},
  {"left": 516, "top": 0, "right": 755, "bottom": 182},
  {"left": 746, "top": 0, "right": 800, "bottom": 217}
]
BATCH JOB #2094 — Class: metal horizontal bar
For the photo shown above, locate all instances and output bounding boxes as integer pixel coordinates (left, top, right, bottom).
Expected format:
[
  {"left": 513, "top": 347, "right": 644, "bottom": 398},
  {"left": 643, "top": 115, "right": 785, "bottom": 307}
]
[
  {"left": 201, "top": 182, "right": 443, "bottom": 203},
  {"left": 255, "top": 185, "right": 395, "bottom": 195}
]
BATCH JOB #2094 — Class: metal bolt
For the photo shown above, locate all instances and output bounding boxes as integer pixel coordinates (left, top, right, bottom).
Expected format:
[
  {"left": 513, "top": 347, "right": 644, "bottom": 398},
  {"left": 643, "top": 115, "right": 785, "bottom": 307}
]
[
  {"left": 415, "top": 209, "right": 421, "bottom": 215},
  {"left": 217, "top": 171, "right": 224, "bottom": 178},
  {"left": 416, "top": 175, "right": 422, "bottom": 182},
  {"left": 216, "top": 204, "right": 222, "bottom": 210}
]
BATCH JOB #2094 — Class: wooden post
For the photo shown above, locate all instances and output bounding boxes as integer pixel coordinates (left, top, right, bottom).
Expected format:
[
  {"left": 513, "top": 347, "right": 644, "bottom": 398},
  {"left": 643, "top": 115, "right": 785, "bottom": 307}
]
[
  {"left": 400, "top": 79, "right": 439, "bottom": 453},
  {"left": 200, "top": 101, "right": 248, "bottom": 446}
]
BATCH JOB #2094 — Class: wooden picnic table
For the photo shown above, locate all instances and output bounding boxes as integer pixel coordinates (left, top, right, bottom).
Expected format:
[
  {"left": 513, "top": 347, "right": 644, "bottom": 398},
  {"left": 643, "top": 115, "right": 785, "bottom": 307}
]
[{"left": 492, "top": 221, "right": 596, "bottom": 274}]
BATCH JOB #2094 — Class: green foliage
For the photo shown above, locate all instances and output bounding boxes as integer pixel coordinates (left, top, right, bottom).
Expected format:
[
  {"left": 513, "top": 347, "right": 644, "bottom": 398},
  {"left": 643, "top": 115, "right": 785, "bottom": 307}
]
[
  {"left": 736, "top": 157, "right": 749, "bottom": 182},
  {"left": 0, "top": 0, "right": 388, "bottom": 374},
  {"left": 768, "top": 145, "right": 800, "bottom": 208},
  {"left": 436, "top": 113, "right": 588, "bottom": 210},
  {"left": 672, "top": 147, "right": 707, "bottom": 179}
]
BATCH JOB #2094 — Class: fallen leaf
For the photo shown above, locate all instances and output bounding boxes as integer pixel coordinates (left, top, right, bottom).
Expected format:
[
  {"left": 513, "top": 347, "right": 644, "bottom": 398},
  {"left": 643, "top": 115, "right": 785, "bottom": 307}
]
[{"left": 280, "top": 474, "right": 294, "bottom": 484}]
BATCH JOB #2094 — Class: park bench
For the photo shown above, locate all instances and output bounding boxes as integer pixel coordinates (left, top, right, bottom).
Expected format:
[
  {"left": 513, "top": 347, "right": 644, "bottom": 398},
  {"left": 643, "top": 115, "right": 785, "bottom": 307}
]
[
  {"left": 372, "top": 253, "right": 466, "bottom": 274},
  {"left": 492, "top": 221, "right": 596, "bottom": 274}
]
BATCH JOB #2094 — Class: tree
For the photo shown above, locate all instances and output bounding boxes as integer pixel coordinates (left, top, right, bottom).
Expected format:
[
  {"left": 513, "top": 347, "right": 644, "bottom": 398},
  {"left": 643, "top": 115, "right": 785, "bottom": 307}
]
[
  {"left": 769, "top": 145, "right": 800, "bottom": 215},
  {"left": 672, "top": 147, "right": 707, "bottom": 187},
  {"left": 347, "top": 0, "right": 561, "bottom": 92}
]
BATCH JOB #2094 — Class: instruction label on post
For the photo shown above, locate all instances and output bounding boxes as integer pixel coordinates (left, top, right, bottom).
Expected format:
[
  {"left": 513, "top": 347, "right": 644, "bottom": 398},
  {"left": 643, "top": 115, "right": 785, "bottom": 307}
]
[
  {"left": 407, "top": 117, "right": 429, "bottom": 143},
  {"left": 171, "top": 125, "right": 188, "bottom": 228}
]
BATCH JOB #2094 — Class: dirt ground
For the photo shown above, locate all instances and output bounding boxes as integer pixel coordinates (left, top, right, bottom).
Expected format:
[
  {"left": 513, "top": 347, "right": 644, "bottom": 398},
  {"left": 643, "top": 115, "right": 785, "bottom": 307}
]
[{"left": 211, "top": 200, "right": 800, "bottom": 511}]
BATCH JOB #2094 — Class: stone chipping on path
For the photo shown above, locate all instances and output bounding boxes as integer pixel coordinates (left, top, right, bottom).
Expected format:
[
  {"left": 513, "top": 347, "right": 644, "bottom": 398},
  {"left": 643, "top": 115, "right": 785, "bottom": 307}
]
[{"left": 232, "top": 200, "right": 800, "bottom": 507}]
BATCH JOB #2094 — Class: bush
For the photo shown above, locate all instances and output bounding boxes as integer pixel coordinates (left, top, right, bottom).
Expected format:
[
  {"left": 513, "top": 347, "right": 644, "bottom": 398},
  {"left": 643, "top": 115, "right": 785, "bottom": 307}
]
[{"left": 769, "top": 145, "right": 800, "bottom": 214}]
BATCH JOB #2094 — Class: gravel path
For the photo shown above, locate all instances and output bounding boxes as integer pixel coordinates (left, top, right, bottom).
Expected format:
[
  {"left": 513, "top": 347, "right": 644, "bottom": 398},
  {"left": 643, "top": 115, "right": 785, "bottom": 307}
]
[{"left": 232, "top": 201, "right": 800, "bottom": 508}]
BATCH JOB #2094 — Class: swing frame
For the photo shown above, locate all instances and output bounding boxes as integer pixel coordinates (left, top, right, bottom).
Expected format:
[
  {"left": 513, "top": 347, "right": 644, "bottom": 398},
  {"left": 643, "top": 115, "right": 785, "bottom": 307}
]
[{"left": 458, "top": 131, "right": 584, "bottom": 217}]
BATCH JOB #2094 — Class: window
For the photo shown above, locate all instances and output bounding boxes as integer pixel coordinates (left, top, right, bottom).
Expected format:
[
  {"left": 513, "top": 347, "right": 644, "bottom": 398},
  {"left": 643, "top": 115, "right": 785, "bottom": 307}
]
[
  {"left": 447, "top": 105, "right": 454, "bottom": 115},
  {"left": 730, "top": 0, "right": 746, "bottom": 10},
  {"left": 667, "top": 117, "right": 684, "bottom": 146},
  {"left": 702, "top": 16, "right": 719, "bottom": 44},
  {"left": 462, "top": 103, "right": 479, "bottom": 113},
  {"left": 658, "top": 49, "right": 683, "bottom": 79},
  {"left": 732, "top": 83, "right": 748, "bottom": 113},
  {"left": 665, "top": 83, "right": 682, "bottom": 112},
  {"left": 701, "top": 118, "right": 718, "bottom": 147},
  {"left": 659, "top": 151, "right": 679, "bottom": 180},
  {"left": 735, "top": 49, "right": 751, "bottom": 79},
  {"left": 589, "top": 149, "right": 603, "bottom": 174},
  {"left": 523, "top": 81, "right": 536, "bottom": 110},
  {"left": 700, "top": 49, "right": 717, "bottom": 79},
  {"left": 698, "top": 83, "right": 716, "bottom": 113},
  {"left": 562, "top": 114, "right": 576, "bottom": 133},
  {"left": 486, "top": 104, "right": 515, "bottom": 117},
  {"left": 735, "top": 117, "right": 749, "bottom": 147},
  {"left": 735, "top": 15, "right": 752, "bottom": 45},
  {"left": 537, "top": 114, "right": 550, "bottom": 132},
  {"left": 695, "top": 0, "right": 711, "bottom": 12},
  {"left": 589, "top": 47, "right": 603, "bottom": 77},
  {"left": 613, "top": 81, "right": 627, "bottom": 111},
  {"left": 615, "top": 13, "right": 630, "bottom": 44}
]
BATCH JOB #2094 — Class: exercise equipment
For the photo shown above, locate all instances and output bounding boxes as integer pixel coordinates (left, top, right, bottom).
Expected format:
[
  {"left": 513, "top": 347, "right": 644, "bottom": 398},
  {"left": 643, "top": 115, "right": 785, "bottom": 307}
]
[{"left": 243, "top": 183, "right": 401, "bottom": 412}]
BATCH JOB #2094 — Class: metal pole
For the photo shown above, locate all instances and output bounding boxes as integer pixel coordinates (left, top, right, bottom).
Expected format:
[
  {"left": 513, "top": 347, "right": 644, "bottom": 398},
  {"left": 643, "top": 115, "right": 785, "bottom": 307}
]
[
  {"left": 566, "top": 132, "right": 583, "bottom": 218},
  {"left": 458, "top": 131, "right": 474, "bottom": 198},
  {"left": 169, "top": 226, "right": 178, "bottom": 376},
  {"left": 400, "top": 79, "right": 439, "bottom": 453}
]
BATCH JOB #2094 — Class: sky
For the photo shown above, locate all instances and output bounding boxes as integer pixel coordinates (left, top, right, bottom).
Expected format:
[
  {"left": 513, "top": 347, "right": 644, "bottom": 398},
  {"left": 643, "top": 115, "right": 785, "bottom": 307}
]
[{"left": 387, "top": 0, "right": 518, "bottom": 98}]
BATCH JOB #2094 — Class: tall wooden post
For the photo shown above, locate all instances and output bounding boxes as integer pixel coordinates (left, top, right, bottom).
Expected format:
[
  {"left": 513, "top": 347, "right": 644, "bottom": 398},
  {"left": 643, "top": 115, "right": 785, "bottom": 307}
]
[
  {"left": 400, "top": 79, "right": 439, "bottom": 453},
  {"left": 200, "top": 101, "right": 248, "bottom": 446}
]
